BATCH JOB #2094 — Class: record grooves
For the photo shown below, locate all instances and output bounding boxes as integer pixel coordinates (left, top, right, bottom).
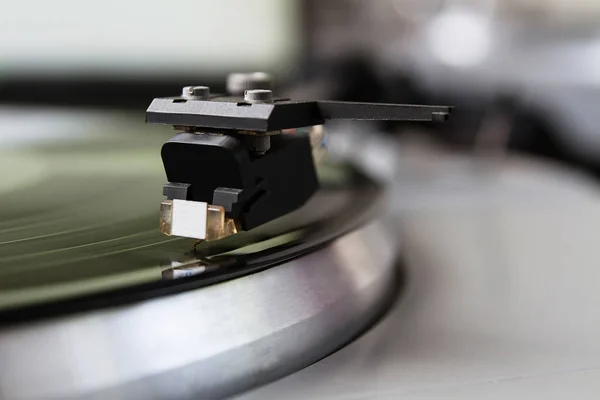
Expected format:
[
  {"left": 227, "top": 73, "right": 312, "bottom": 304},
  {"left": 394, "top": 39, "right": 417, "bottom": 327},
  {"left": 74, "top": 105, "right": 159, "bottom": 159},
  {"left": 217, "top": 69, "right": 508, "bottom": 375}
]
[{"left": 0, "top": 127, "right": 381, "bottom": 324}]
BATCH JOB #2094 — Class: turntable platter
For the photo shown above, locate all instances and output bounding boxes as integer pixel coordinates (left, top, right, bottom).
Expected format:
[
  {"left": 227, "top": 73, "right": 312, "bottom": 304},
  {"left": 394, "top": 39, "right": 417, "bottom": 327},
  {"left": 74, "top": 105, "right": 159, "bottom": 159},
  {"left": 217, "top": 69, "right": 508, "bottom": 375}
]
[{"left": 0, "top": 108, "right": 399, "bottom": 400}]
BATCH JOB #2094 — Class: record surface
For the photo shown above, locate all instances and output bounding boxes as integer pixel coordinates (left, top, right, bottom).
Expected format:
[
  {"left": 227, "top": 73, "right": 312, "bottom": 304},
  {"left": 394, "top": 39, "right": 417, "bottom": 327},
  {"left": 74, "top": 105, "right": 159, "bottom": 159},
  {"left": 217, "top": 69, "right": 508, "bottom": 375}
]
[{"left": 0, "top": 109, "right": 379, "bottom": 317}]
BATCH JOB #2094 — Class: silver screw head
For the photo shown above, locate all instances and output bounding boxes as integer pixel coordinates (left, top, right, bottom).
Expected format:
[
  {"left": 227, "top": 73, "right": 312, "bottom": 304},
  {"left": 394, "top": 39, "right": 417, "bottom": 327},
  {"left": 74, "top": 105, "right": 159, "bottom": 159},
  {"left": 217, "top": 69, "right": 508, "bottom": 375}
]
[
  {"left": 244, "top": 89, "right": 273, "bottom": 103},
  {"left": 181, "top": 86, "right": 210, "bottom": 99}
]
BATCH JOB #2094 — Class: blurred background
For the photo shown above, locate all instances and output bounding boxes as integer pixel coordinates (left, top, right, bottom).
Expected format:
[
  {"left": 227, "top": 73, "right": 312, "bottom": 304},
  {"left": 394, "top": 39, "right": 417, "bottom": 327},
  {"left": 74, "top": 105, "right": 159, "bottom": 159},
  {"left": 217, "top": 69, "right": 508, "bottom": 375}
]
[{"left": 2, "top": 0, "right": 600, "bottom": 173}]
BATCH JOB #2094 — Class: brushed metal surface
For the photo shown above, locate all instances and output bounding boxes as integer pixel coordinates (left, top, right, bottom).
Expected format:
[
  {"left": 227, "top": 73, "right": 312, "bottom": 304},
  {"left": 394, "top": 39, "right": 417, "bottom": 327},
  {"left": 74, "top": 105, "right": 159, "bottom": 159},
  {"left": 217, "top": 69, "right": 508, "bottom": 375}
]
[
  {"left": 237, "top": 140, "right": 600, "bottom": 399},
  {"left": 0, "top": 220, "right": 398, "bottom": 400}
]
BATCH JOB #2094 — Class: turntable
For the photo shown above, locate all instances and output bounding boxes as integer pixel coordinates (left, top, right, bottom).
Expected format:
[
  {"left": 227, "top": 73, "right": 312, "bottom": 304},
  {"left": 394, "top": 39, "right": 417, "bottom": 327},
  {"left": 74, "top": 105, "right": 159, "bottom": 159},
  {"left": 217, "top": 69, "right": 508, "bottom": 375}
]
[{"left": 0, "top": 73, "right": 449, "bottom": 399}]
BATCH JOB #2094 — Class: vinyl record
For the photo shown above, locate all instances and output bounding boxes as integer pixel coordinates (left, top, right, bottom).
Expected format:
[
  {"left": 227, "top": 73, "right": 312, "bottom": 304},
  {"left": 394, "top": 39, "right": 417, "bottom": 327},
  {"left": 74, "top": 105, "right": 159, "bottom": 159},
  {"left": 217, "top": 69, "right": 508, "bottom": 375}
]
[{"left": 0, "top": 116, "right": 381, "bottom": 321}]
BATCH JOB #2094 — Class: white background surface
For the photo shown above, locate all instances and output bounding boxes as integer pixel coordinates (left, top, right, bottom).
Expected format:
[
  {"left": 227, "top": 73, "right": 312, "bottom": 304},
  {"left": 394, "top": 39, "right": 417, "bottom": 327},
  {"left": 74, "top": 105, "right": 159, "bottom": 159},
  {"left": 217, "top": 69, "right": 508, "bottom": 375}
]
[
  {"left": 0, "top": 0, "right": 299, "bottom": 76},
  {"left": 237, "top": 141, "right": 600, "bottom": 399}
]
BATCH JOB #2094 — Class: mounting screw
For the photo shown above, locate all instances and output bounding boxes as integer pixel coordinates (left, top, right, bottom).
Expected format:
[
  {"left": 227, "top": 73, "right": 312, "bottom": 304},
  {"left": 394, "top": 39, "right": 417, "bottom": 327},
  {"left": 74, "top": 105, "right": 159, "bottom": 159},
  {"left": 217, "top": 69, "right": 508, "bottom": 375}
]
[
  {"left": 182, "top": 86, "right": 210, "bottom": 99},
  {"left": 227, "top": 72, "right": 271, "bottom": 95},
  {"left": 244, "top": 135, "right": 271, "bottom": 155},
  {"left": 244, "top": 89, "right": 273, "bottom": 103}
]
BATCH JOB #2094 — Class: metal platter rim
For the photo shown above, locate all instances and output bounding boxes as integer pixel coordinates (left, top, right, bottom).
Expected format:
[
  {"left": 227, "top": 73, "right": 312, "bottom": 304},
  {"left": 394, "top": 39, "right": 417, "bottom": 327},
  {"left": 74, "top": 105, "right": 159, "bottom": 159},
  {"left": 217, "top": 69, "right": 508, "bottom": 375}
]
[{"left": 0, "top": 218, "right": 399, "bottom": 400}]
